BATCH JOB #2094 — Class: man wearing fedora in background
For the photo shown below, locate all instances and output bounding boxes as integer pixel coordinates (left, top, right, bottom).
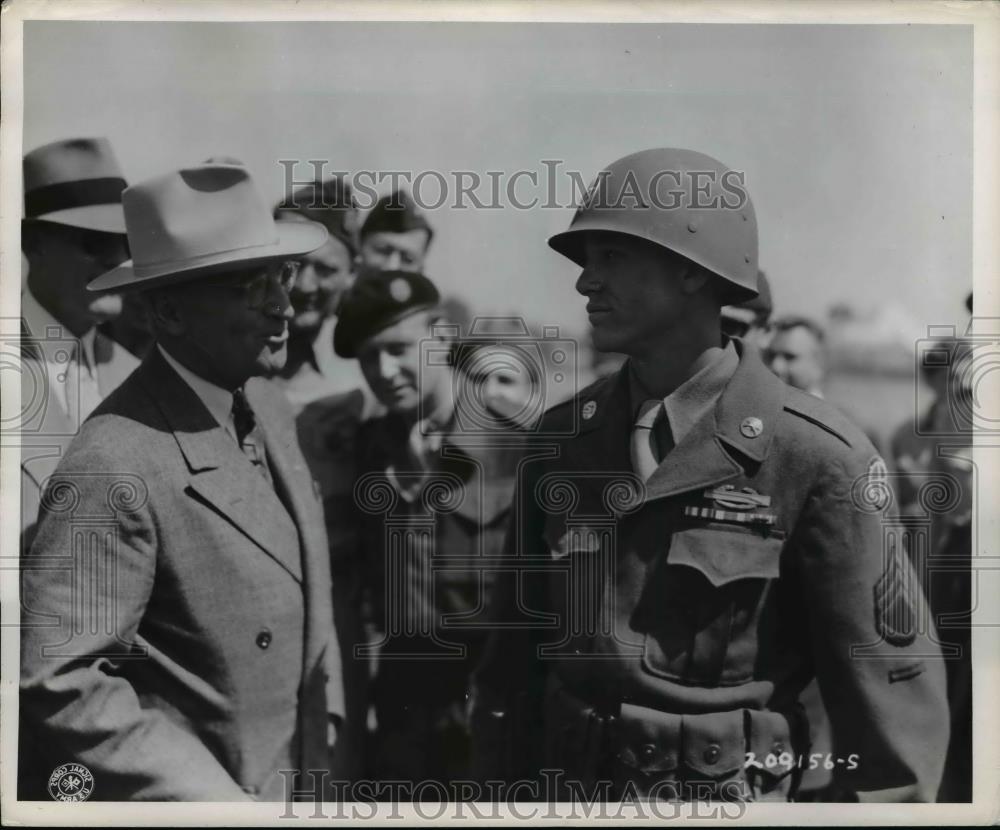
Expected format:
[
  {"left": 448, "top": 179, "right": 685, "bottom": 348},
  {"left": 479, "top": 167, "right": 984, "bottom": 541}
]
[
  {"left": 19, "top": 137, "right": 139, "bottom": 545},
  {"left": 20, "top": 163, "right": 347, "bottom": 800}
]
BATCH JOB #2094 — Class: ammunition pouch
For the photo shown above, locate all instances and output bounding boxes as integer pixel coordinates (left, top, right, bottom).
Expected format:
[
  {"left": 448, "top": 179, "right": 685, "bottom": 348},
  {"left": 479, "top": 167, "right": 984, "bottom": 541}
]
[{"left": 544, "top": 677, "right": 807, "bottom": 802}]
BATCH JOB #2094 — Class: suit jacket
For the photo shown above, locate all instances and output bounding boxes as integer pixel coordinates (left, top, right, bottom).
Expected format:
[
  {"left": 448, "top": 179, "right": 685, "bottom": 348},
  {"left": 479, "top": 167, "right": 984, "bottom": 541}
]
[
  {"left": 19, "top": 319, "right": 139, "bottom": 547},
  {"left": 20, "top": 349, "right": 345, "bottom": 800},
  {"left": 472, "top": 341, "right": 949, "bottom": 802}
]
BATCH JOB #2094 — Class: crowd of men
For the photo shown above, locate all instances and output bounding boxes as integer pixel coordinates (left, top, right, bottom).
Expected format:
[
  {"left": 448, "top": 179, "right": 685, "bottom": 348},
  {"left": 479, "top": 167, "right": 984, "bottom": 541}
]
[{"left": 16, "top": 137, "right": 973, "bottom": 803}]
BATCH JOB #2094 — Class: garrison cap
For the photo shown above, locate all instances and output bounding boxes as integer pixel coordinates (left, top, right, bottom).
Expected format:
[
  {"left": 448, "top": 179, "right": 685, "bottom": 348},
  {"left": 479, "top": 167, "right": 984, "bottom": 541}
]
[
  {"left": 360, "top": 190, "right": 434, "bottom": 243},
  {"left": 274, "top": 176, "right": 359, "bottom": 255},
  {"left": 334, "top": 269, "right": 441, "bottom": 358}
]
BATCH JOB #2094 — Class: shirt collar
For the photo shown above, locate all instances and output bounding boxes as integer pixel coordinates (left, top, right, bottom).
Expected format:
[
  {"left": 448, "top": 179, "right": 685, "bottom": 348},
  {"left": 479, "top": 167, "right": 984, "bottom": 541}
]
[
  {"left": 629, "top": 341, "right": 739, "bottom": 448},
  {"left": 157, "top": 344, "right": 235, "bottom": 436}
]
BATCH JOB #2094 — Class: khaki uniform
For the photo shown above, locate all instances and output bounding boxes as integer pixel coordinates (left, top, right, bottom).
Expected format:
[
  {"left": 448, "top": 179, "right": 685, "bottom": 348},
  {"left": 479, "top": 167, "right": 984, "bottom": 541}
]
[
  {"left": 353, "top": 410, "right": 527, "bottom": 785},
  {"left": 472, "top": 341, "right": 949, "bottom": 802}
]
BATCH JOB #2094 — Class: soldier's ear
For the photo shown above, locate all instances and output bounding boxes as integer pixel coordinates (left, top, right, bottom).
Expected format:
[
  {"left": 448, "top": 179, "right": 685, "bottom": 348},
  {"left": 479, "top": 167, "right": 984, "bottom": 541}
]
[{"left": 680, "top": 262, "right": 712, "bottom": 296}]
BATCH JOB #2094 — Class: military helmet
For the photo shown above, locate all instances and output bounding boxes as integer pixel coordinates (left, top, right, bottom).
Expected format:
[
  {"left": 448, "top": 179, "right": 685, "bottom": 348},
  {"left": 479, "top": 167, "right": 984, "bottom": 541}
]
[{"left": 548, "top": 148, "right": 759, "bottom": 303}]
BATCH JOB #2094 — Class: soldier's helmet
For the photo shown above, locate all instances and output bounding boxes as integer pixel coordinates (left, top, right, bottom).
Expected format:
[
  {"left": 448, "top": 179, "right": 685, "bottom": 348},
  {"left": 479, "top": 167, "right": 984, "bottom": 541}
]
[{"left": 548, "top": 148, "right": 759, "bottom": 303}]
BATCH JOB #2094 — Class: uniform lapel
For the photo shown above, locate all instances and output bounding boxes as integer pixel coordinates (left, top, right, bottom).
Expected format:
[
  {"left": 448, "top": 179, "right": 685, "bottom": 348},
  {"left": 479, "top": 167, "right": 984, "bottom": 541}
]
[
  {"left": 139, "top": 351, "right": 303, "bottom": 582},
  {"left": 643, "top": 341, "right": 784, "bottom": 504}
]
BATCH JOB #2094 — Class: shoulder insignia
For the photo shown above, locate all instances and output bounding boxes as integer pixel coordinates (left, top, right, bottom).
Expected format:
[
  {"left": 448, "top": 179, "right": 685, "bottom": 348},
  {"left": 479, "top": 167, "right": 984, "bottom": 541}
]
[{"left": 782, "top": 389, "right": 857, "bottom": 449}]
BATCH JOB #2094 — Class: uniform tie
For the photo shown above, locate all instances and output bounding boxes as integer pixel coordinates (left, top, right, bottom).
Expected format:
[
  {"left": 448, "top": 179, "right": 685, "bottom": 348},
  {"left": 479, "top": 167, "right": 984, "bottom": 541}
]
[
  {"left": 232, "top": 389, "right": 273, "bottom": 486},
  {"left": 630, "top": 399, "right": 672, "bottom": 481}
]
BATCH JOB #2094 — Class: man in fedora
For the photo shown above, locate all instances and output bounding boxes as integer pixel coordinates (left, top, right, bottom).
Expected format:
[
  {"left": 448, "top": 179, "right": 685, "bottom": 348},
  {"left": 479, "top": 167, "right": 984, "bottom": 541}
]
[
  {"left": 19, "top": 137, "right": 139, "bottom": 544},
  {"left": 20, "top": 163, "right": 346, "bottom": 800}
]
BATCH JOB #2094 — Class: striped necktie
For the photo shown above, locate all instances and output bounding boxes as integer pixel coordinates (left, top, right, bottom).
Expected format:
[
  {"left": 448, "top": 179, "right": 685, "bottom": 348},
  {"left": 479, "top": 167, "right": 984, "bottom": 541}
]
[{"left": 232, "top": 389, "right": 273, "bottom": 486}]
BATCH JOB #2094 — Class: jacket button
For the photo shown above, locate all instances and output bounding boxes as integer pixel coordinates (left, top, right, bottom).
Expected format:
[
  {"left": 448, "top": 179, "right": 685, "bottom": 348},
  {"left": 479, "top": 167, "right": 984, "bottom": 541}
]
[
  {"left": 639, "top": 743, "right": 657, "bottom": 762},
  {"left": 703, "top": 743, "right": 721, "bottom": 764},
  {"left": 255, "top": 629, "right": 272, "bottom": 650}
]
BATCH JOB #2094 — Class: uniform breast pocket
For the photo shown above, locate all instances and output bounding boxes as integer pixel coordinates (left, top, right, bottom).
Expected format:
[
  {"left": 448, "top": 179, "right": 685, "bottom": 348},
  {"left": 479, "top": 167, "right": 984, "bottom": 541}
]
[{"left": 637, "top": 524, "right": 784, "bottom": 686}]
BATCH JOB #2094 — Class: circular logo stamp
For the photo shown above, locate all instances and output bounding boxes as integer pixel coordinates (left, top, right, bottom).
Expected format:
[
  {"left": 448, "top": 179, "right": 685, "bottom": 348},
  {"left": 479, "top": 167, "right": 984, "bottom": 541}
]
[
  {"left": 47, "top": 763, "right": 94, "bottom": 802},
  {"left": 388, "top": 277, "right": 412, "bottom": 304}
]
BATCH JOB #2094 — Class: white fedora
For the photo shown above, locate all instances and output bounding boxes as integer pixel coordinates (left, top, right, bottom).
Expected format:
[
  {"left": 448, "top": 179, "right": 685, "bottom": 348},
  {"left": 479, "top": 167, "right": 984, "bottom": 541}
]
[
  {"left": 23, "top": 137, "right": 128, "bottom": 234},
  {"left": 89, "top": 164, "right": 327, "bottom": 292}
]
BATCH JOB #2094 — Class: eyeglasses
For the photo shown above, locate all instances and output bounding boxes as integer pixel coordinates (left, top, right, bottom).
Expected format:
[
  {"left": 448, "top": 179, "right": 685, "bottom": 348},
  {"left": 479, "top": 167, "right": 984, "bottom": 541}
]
[{"left": 200, "top": 260, "right": 301, "bottom": 310}]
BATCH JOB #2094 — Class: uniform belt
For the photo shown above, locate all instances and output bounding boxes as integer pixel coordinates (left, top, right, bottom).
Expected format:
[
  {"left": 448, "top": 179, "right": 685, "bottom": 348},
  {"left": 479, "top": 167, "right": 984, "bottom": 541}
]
[{"left": 546, "top": 678, "right": 805, "bottom": 801}]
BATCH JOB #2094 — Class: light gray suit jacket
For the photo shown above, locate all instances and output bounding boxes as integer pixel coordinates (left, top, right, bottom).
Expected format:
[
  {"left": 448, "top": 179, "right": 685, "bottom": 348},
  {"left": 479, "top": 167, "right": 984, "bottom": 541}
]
[{"left": 20, "top": 349, "right": 345, "bottom": 800}]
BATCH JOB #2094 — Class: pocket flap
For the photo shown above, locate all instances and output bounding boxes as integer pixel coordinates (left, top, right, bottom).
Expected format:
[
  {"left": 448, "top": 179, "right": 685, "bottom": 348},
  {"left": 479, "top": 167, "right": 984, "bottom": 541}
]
[
  {"left": 681, "top": 709, "right": 745, "bottom": 776},
  {"left": 668, "top": 526, "right": 783, "bottom": 587},
  {"left": 746, "top": 709, "right": 796, "bottom": 779},
  {"left": 616, "top": 702, "right": 681, "bottom": 772}
]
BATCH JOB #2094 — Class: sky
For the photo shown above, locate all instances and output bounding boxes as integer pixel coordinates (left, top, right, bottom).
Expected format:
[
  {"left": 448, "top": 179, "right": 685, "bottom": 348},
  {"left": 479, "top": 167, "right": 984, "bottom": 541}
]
[{"left": 22, "top": 20, "right": 973, "bottom": 336}]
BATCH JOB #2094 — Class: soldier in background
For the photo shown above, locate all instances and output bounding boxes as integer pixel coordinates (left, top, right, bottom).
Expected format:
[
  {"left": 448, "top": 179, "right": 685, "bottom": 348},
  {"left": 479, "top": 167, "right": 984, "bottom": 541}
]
[
  {"left": 765, "top": 315, "right": 827, "bottom": 398},
  {"left": 331, "top": 271, "right": 530, "bottom": 789},
  {"left": 271, "top": 176, "right": 371, "bottom": 413},
  {"left": 721, "top": 269, "right": 773, "bottom": 348},
  {"left": 358, "top": 190, "right": 433, "bottom": 274},
  {"left": 471, "top": 148, "right": 949, "bottom": 802}
]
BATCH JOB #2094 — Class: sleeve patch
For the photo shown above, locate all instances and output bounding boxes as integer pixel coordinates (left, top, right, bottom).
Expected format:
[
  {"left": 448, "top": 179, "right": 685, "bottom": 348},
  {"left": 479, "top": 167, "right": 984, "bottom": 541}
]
[{"left": 874, "top": 547, "right": 917, "bottom": 647}]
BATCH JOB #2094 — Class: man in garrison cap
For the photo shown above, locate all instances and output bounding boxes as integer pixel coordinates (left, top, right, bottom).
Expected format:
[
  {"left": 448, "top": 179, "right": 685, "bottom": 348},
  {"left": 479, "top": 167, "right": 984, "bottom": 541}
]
[
  {"left": 18, "top": 138, "right": 140, "bottom": 545},
  {"left": 20, "top": 163, "right": 347, "bottom": 800},
  {"left": 327, "top": 270, "right": 529, "bottom": 788},
  {"left": 358, "top": 189, "right": 434, "bottom": 274},
  {"left": 271, "top": 176, "right": 376, "bottom": 413},
  {"left": 471, "top": 148, "right": 949, "bottom": 802}
]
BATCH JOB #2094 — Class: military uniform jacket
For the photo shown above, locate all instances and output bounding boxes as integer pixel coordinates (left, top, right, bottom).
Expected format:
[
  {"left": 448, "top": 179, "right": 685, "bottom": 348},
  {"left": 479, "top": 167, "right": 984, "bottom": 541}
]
[
  {"left": 354, "top": 411, "right": 527, "bottom": 702},
  {"left": 472, "top": 342, "right": 949, "bottom": 802},
  {"left": 20, "top": 350, "right": 345, "bottom": 800}
]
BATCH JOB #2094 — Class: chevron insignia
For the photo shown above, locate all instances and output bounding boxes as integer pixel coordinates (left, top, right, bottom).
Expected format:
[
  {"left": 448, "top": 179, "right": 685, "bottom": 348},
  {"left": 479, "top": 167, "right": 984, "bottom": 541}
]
[{"left": 874, "top": 550, "right": 917, "bottom": 647}]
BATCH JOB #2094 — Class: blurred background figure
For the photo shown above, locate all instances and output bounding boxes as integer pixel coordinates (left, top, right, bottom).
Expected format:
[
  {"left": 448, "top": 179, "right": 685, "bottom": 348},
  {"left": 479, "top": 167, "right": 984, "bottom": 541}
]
[
  {"left": 271, "top": 175, "right": 369, "bottom": 412},
  {"left": 721, "top": 269, "right": 773, "bottom": 348},
  {"left": 100, "top": 290, "right": 155, "bottom": 359},
  {"left": 328, "top": 272, "right": 530, "bottom": 791},
  {"left": 766, "top": 314, "right": 827, "bottom": 397},
  {"left": 19, "top": 137, "right": 139, "bottom": 544},
  {"left": 890, "top": 339, "right": 951, "bottom": 513},
  {"left": 358, "top": 189, "right": 433, "bottom": 274}
]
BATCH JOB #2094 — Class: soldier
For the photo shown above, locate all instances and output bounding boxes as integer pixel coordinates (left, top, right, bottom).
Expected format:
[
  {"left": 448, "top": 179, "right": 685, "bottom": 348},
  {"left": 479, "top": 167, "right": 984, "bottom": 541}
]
[
  {"left": 332, "top": 271, "right": 530, "bottom": 788},
  {"left": 471, "top": 148, "right": 949, "bottom": 802},
  {"left": 358, "top": 190, "right": 433, "bottom": 274},
  {"left": 272, "top": 176, "right": 371, "bottom": 412},
  {"left": 721, "top": 269, "right": 773, "bottom": 348},
  {"left": 765, "top": 315, "right": 827, "bottom": 398}
]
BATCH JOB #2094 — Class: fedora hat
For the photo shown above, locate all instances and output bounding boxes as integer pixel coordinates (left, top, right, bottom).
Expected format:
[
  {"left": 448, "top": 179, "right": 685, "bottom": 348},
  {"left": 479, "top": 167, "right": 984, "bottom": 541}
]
[
  {"left": 23, "top": 137, "right": 128, "bottom": 233},
  {"left": 89, "top": 164, "right": 328, "bottom": 292}
]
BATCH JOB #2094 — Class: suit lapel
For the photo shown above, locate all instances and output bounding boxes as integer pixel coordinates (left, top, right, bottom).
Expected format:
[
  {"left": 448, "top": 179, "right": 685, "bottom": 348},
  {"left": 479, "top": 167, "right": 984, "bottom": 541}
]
[{"left": 139, "top": 351, "right": 303, "bottom": 582}]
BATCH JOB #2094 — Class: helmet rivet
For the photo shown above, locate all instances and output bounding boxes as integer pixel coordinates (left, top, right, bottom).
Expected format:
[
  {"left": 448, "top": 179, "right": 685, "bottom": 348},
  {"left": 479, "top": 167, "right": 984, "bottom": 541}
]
[
  {"left": 687, "top": 221, "right": 698, "bottom": 233},
  {"left": 742, "top": 213, "right": 748, "bottom": 221},
  {"left": 744, "top": 255, "right": 751, "bottom": 264}
]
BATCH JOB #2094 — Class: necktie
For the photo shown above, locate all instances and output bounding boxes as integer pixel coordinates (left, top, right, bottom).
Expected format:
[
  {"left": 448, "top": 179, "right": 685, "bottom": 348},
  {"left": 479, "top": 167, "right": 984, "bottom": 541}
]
[
  {"left": 63, "top": 341, "right": 103, "bottom": 425},
  {"left": 232, "top": 389, "right": 273, "bottom": 486},
  {"left": 631, "top": 399, "right": 672, "bottom": 481}
]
